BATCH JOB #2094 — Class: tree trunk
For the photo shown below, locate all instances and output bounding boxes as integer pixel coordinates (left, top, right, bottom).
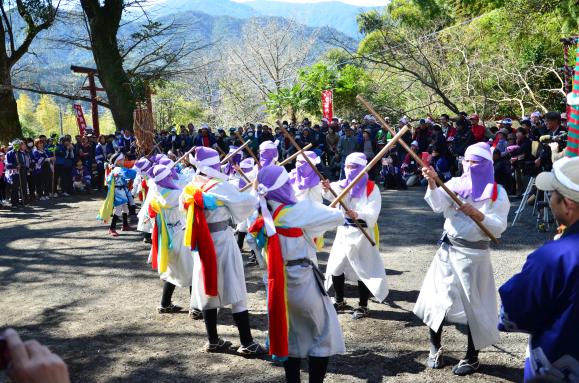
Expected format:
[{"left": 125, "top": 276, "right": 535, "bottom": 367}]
[
  {"left": 0, "top": 66, "right": 22, "bottom": 145},
  {"left": 83, "top": 2, "right": 134, "bottom": 132}
]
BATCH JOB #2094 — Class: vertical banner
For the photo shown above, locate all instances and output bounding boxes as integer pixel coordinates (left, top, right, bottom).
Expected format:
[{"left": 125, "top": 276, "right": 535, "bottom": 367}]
[
  {"left": 73, "top": 104, "right": 88, "bottom": 136},
  {"left": 321, "top": 90, "right": 333, "bottom": 122}
]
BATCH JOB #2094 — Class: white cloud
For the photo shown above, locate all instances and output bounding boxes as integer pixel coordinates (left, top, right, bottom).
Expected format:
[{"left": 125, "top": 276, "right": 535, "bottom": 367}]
[{"left": 233, "top": 0, "right": 389, "bottom": 6}]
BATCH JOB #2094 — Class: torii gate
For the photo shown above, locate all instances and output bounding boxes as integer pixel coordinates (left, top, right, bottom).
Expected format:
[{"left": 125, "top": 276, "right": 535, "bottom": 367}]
[{"left": 71, "top": 65, "right": 105, "bottom": 136}]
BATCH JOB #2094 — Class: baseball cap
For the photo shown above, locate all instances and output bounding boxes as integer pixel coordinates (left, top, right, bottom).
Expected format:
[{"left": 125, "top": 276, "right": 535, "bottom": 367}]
[
  {"left": 536, "top": 157, "right": 579, "bottom": 202},
  {"left": 469, "top": 113, "right": 480, "bottom": 121}
]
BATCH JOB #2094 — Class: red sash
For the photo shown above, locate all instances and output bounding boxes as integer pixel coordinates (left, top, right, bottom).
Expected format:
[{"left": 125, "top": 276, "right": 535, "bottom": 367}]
[{"left": 248, "top": 204, "right": 303, "bottom": 360}]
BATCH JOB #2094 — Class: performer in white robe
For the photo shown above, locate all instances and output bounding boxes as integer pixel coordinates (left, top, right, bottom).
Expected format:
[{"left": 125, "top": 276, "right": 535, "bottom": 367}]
[
  {"left": 259, "top": 140, "right": 279, "bottom": 167},
  {"left": 251, "top": 165, "right": 345, "bottom": 383},
  {"left": 133, "top": 157, "right": 155, "bottom": 243},
  {"left": 232, "top": 158, "right": 261, "bottom": 266},
  {"left": 147, "top": 165, "right": 193, "bottom": 314},
  {"left": 182, "top": 147, "right": 265, "bottom": 355},
  {"left": 289, "top": 150, "right": 323, "bottom": 203},
  {"left": 323, "top": 152, "right": 388, "bottom": 320},
  {"left": 413, "top": 142, "right": 509, "bottom": 376}
]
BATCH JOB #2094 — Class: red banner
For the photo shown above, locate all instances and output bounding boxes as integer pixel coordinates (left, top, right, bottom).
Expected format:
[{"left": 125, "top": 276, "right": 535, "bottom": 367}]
[
  {"left": 321, "top": 90, "right": 333, "bottom": 121},
  {"left": 73, "top": 104, "right": 88, "bottom": 136}
]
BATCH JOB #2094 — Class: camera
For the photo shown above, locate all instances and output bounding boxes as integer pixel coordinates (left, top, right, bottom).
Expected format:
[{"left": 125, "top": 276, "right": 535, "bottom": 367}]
[{"left": 539, "top": 132, "right": 567, "bottom": 145}]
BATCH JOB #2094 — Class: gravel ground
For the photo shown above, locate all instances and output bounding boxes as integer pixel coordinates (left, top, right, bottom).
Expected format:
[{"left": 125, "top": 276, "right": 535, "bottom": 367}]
[{"left": 0, "top": 187, "right": 550, "bottom": 382}]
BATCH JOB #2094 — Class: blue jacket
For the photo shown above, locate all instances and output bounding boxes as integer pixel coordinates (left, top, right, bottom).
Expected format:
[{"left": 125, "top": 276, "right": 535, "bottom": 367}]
[
  {"left": 32, "top": 149, "right": 50, "bottom": 174},
  {"left": 498, "top": 221, "right": 579, "bottom": 382},
  {"left": 55, "top": 144, "right": 66, "bottom": 166}
]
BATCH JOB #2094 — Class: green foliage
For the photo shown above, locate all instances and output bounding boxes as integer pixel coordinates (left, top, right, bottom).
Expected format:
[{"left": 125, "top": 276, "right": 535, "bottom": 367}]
[
  {"left": 294, "top": 63, "right": 370, "bottom": 119},
  {"left": 35, "top": 94, "right": 59, "bottom": 135},
  {"left": 17, "top": 94, "right": 39, "bottom": 136},
  {"left": 152, "top": 82, "right": 206, "bottom": 129},
  {"left": 353, "top": 0, "right": 573, "bottom": 118}
]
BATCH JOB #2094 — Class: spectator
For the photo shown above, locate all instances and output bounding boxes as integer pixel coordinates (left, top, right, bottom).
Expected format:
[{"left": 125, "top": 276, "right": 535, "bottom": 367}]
[
  {"left": 413, "top": 119, "right": 431, "bottom": 154},
  {"left": 216, "top": 129, "right": 230, "bottom": 154},
  {"left": 95, "top": 135, "right": 108, "bottom": 191},
  {"left": 401, "top": 141, "right": 421, "bottom": 187},
  {"left": 78, "top": 135, "right": 93, "bottom": 169},
  {"left": 469, "top": 114, "right": 486, "bottom": 143},
  {"left": 259, "top": 125, "right": 275, "bottom": 144},
  {"left": 60, "top": 138, "right": 74, "bottom": 196},
  {"left": 5, "top": 139, "right": 26, "bottom": 207},
  {"left": 361, "top": 129, "right": 377, "bottom": 180},
  {"left": 440, "top": 114, "right": 456, "bottom": 141},
  {"left": 72, "top": 159, "right": 91, "bottom": 193},
  {"left": 194, "top": 125, "right": 217, "bottom": 148},
  {"left": 0, "top": 148, "right": 6, "bottom": 206},
  {"left": 337, "top": 126, "right": 358, "bottom": 180},
  {"left": 493, "top": 148, "right": 514, "bottom": 194},
  {"left": 32, "top": 138, "right": 52, "bottom": 201},
  {"left": 451, "top": 119, "right": 474, "bottom": 173},
  {"left": 511, "top": 127, "right": 534, "bottom": 194}
]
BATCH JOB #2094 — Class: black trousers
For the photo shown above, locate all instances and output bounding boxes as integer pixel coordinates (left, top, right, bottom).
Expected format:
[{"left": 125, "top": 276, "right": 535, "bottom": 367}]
[
  {"left": 332, "top": 274, "right": 371, "bottom": 307},
  {"left": 10, "top": 174, "right": 23, "bottom": 205},
  {"left": 37, "top": 165, "right": 52, "bottom": 197},
  {"left": 429, "top": 323, "right": 478, "bottom": 360},
  {"left": 284, "top": 356, "right": 330, "bottom": 383}
]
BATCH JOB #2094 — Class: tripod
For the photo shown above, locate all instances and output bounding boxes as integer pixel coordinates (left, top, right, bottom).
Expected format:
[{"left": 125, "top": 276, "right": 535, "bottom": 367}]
[
  {"left": 511, "top": 177, "right": 535, "bottom": 226},
  {"left": 511, "top": 176, "right": 558, "bottom": 231}
]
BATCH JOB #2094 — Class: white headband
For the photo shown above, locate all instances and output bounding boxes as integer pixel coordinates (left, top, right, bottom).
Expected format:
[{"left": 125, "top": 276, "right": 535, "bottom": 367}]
[
  {"left": 345, "top": 155, "right": 367, "bottom": 167},
  {"left": 553, "top": 157, "right": 579, "bottom": 192},
  {"left": 257, "top": 169, "right": 289, "bottom": 237},
  {"left": 260, "top": 140, "right": 279, "bottom": 151},
  {"left": 465, "top": 144, "right": 492, "bottom": 162},
  {"left": 189, "top": 154, "right": 228, "bottom": 181},
  {"left": 153, "top": 166, "right": 172, "bottom": 183},
  {"left": 297, "top": 152, "right": 321, "bottom": 165}
]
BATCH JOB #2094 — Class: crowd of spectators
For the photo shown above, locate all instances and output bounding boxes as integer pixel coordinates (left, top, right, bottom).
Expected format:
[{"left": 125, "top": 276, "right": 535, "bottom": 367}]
[{"left": 1, "top": 111, "right": 568, "bottom": 212}]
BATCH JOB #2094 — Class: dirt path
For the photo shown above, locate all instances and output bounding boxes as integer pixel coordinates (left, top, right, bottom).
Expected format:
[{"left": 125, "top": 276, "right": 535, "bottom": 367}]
[{"left": 0, "top": 188, "right": 549, "bottom": 382}]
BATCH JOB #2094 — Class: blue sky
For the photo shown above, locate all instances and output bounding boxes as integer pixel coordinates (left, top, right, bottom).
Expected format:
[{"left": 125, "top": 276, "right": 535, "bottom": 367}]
[{"left": 233, "top": 0, "right": 389, "bottom": 6}]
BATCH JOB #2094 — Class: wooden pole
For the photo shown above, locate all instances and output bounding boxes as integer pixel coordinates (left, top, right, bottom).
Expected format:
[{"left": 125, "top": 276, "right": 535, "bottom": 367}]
[
  {"left": 235, "top": 132, "right": 260, "bottom": 169},
  {"left": 88, "top": 73, "right": 99, "bottom": 136},
  {"left": 220, "top": 141, "right": 250, "bottom": 164},
  {"left": 277, "top": 122, "right": 376, "bottom": 246},
  {"left": 171, "top": 146, "right": 197, "bottom": 168},
  {"left": 238, "top": 143, "right": 313, "bottom": 193},
  {"left": 233, "top": 164, "right": 251, "bottom": 186},
  {"left": 330, "top": 127, "right": 409, "bottom": 207},
  {"left": 356, "top": 95, "right": 499, "bottom": 244}
]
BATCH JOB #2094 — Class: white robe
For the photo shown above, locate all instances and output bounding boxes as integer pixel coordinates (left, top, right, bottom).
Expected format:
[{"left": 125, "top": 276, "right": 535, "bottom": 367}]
[
  {"left": 323, "top": 183, "right": 389, "bottom": 302},
  {"left": 137, "top": 178, "right": 156, "bottom": 234},
  {"left": 413, "top": 178, "right": 510, "bottom": 350},
  {"left": 148, "top": 187, "right": 193, "bottom": 288},
  {"left": 269, "top": 199, "right": 346, "bottom": 357},
  {"left": 186, "top": 176, "right": 258, "bottom": 310},
  {"left": 293, "top": 184, "right": 323, "bottom": 203}
]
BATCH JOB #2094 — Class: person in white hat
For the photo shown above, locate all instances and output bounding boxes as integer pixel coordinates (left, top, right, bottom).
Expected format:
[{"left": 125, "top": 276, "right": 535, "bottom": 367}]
[
  {"left": 498, "top": 156, "right": 579, "bottom": 382},
  {"left": 414, "top": 142, "right": 510, "bottom": 376}
]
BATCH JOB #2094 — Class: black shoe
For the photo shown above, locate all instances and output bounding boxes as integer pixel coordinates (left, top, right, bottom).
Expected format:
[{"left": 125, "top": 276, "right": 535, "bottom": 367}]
[
  {"left": 143, "top": 236, "right": 152, "bottom": 244},
  {"left": 204, "top": 338, "right": 232, "bottom": 353},
  {"left": 157, "top": 303, "right": 183, "bottom": 313},
  {"left": 352, "top": 306, "right": 370, "bottom": 320},
  {"left": 333, "top": 299, "right": 348, "bottom": 312},
  {"left": 245, "top": 251, "right": 259, "bottom": 267},
  {"left": 452, "top": 359, "right": 480, "bottom": 376},
  {"left": 188, "top": 309, "right": 203, "bottom": 320}
]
